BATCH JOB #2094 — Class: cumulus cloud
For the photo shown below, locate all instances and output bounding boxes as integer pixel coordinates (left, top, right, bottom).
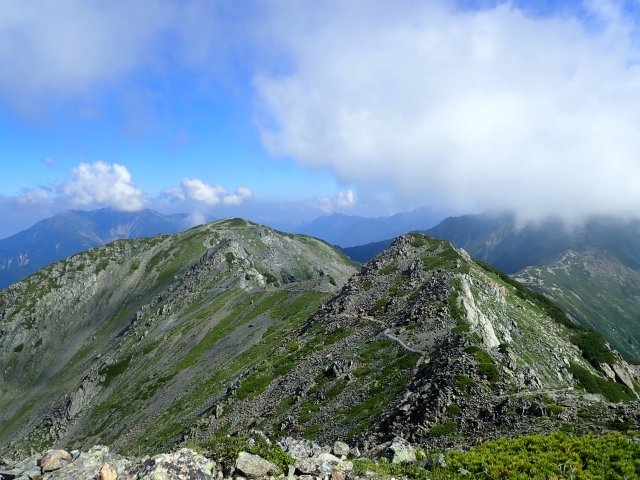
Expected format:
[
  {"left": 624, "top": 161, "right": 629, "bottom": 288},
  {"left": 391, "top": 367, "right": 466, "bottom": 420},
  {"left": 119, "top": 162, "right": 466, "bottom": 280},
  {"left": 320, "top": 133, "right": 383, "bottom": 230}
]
[
  {"left": 255, "top": 0, "right": 640, "bottom": 219},
  {"left": 61, "top": 161, "right": 144, "bottom": 211},
  {"left": 223, "top": 187, "right": 254, "bottom": 205},
  {"left": 169, "top": 178, "right": 253, "bottom": 206},
  {"left": 181, "top": 178, "right": 227, "bottom": 206},
  {"left": 313, "top": 189, "right": 356, "bottom": 213}
]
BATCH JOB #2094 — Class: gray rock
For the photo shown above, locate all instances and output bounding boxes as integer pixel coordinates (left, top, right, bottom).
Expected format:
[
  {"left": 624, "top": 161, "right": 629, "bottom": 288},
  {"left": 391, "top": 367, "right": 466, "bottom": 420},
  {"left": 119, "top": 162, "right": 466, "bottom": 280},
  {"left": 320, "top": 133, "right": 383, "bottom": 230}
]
[
  {"left": 235, "top": 452, "right": 281, "bottom": 478},
  {"left": 314, "top": 453, "right": 352, "bottom": 476},
  {"left": 296, "top": 452, "right": 352, "bottom": 477},
  {"left": 131, "top": 448, "right": 216, "bottom": 479},
  {"left": 0, "top": 454, "right": 39, "bottom": 480},
  {"left": 44, "top": 445, "right": 131, "bottom": 480},
  {"left": 427, "top": 453, "right": 446, "bottom": 468},
  {"left": 388, "top": 437, "right": 416, "bottom": 464},
  {"left": 332, "top": 441, "right": 350, "bottom": 457}
]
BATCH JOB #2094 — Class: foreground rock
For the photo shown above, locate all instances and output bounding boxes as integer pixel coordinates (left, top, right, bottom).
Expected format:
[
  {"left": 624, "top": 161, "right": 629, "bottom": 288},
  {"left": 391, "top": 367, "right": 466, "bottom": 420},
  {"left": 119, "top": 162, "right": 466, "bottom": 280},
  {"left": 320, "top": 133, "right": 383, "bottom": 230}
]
[
  {"left": 235, "top": 451, "right": 281, "bottom": 478},
  {"left": 40, "top": 450, "right": 73, "bottom": 472},
  {"left": 131, "top": 449, "right": 216, "bottom": 479},
  {"left": 2, "top": 436, "right": 374, "bottom": 480}
]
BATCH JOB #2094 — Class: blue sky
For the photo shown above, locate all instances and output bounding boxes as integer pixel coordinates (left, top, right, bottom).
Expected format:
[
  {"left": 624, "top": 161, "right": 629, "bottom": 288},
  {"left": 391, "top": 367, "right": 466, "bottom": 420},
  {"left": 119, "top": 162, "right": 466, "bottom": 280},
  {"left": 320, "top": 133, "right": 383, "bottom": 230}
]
[{"left": 2, "top": 0, "right": 640, "bottom": 238}]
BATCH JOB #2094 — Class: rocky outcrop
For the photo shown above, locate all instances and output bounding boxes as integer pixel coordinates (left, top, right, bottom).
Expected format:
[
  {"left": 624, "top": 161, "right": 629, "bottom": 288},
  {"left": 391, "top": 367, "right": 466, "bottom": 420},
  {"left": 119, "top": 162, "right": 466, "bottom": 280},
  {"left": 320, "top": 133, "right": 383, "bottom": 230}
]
[
  {"left": 236, "top": 452, "right": 281, "bottom": 478},
  {"left": 2, "top": 438, "right": 368, "bottom": 480}
]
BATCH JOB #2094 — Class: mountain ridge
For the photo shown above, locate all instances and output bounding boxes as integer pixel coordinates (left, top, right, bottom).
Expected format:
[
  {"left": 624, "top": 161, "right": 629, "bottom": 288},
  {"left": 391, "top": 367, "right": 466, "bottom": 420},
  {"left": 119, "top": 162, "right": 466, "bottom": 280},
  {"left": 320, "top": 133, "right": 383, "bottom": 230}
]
[
  {"left": 1, "top": 221, "right": 638, "bottom": 462},
  {"left": 341, "top": 212, "right": 640, "bottom": 359},
  {"left": 0, "top": 208, "right": 190, "bottom": 290}
]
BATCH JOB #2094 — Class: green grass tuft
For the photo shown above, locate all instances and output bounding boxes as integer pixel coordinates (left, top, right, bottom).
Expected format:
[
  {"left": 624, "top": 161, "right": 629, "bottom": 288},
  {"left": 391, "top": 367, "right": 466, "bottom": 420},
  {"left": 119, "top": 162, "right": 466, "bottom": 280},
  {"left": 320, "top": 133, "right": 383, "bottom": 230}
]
[{"left": 569, "top": 363, "right": 635, "bottom": 403}]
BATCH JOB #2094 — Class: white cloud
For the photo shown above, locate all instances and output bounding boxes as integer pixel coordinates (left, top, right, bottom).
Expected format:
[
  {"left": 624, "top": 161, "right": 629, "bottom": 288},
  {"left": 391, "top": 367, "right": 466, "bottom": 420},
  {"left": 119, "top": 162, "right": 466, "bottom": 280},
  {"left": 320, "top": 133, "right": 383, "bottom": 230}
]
[
  {"left": 336, "top": 189, "right": 355, "bottom": 207},
  {"left": 223, "top": 187, "right": 253, "bottom": 205},
  {"left": 162, "top": 186, "right": 186, "bottom": 202},
  {"left": 61, "top": 161, "right": 144, "bottom": 211},
  {"left": 178, "top": 178, "right": 253, "bottom": 206},
  {"left": 181, "top": 178, "right": 226, "bottom": 206},
  {"left": 313, "top": 189, "right": 356, "bottom": 213},
  {"left": 15, "top": 187, "right": 51, "bottom": 205},
  {"left": 255, "top": 0, "right": 640, "bottom": 220}
]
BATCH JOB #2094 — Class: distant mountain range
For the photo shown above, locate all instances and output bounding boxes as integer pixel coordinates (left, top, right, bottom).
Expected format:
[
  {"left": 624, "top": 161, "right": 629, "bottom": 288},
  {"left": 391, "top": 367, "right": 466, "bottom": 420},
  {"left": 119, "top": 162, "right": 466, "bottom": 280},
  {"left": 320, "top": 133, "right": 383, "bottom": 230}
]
[
  {"left": 0, "top": 208, "right": 189, "bottom": 289},
  {"left": 342, "top": 212, "right": 640, "bottom": 359},
  {"left": 295, "top": 208, "right": 445, "bottom": 247}
]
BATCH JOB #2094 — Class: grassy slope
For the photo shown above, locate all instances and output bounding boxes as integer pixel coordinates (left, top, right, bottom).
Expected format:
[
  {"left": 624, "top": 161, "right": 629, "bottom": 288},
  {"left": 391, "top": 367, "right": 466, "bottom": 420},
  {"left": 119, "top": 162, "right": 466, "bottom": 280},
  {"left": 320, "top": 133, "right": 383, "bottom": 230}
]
[
  {"left": 0, "top": 219, "right": 357, "bottom": 455},
  {"left": 517, "top": 249, "right": 640, "bottom": 360}
]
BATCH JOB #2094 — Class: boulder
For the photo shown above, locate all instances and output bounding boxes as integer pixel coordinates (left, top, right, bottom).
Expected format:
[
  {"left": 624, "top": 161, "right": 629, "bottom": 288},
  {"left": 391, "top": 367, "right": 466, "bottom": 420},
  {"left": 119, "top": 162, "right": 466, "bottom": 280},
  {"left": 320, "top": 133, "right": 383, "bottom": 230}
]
[
  {"left": 99, "top": 463, "right": 117, "bottom": 480},
  {"left": 387, "top": 437, "right": 416, "bottom": 464},
  {"left": 0, "top": 454, "right": 40, "bottom": 480},
  {"left": 235, "top": 452, "right": 281, "bottom": 478},
  {"left": 296, "top": 453, "right": 352, "bottom": 477},
  {"left": 131, "top": 448, "right": 216, "bottom": 479},
  {"left": 43, "top": 446, "right": 131, "bottom": 480},
  {"left": 40, "top": 450, "right": 72, "bottom": 473},
  {"left": 332, "top": 441, "right": 350, "bottom": 457},
  {"left": 317, "top": 453, "right": 352, "bottom": 476}
]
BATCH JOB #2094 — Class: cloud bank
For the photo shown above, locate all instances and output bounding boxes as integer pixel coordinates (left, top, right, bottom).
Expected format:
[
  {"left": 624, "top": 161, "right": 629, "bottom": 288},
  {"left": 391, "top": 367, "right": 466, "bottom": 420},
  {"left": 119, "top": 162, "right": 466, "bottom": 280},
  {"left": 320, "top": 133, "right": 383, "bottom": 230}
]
[
  {"left": 0, "top": 1, "right": 181, "bottom": 109},
  {"left": 255, "top": 0, "right": 640, "bottom": 219}
]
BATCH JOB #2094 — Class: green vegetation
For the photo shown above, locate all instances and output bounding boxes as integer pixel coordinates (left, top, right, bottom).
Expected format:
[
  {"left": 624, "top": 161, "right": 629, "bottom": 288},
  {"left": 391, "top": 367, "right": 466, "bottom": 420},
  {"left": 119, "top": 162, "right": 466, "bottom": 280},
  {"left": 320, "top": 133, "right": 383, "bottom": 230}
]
[
  {"left": 474, "top": 259, "right": 623, "bottom": 370},
  {"left": 362, "top": 280, "right": 373, "bottom": 291},
  {"left": 421, "top": 243, "right": 463, "bottom": 271},
  {"left": 465, "top": 346, "right": 499, "bottom": 381},
  {"left": 341, "top": 348, "right": 420, "bottom": 440},
  {"left": 388, "top": 275, "right": 409, "bottom": 297},
  {"left": 13, "top": 343, "right": 23, "bottom": 352},
  {"left": 359, "top": 339, "right": 394, "bottom": 363},
  {"left": 353, "top": 458, "right": 432, "bottom": 480},
  {"left": 235, "top": 372, "right": 273, "bottom": 400},
  {"left": 449, "top": 282, "right": 470, "bottom": 334},
  {"left": 225, "top": 252, "right": 235, "bottom": 264},
  {"left": 569, "top": 363, "right": 635, "bottom": 403},
  {"left": 354, "top": 432, "right": 640, "bottom": 479},
  {"left": 323, "top": 326, "right": 355, "bottom": 346},
  {"left": 446, "top": 403, "right": 462, "bottom": 415},
  {"left": 475, "top": 259, "right": 576, "bottom": 329},
  {"left": 379, "top": 263, "right": 398, "bottom": 275},
  {"left": 95, "top": 258, "right": 110, "bottom": 274},
  {"left": 100, "top": 356, "right": 132, "bottom": 388},
  {"left": 189, "top": 431, "right": 294, "bottom": 471},
  {"left": 446, "top": 431, "right": 640, "bottom": 479},
  {"left": 129, "top": 290, "right": 330, "bottom": 453},
  {"left": 370, "top": 297, "right": 391, "bottom": 314},
  {"left": 262, "top": 271, "right": 279, "bottom": 285},
  {"left": 571, "top": 330, "right": 615, "bottom": 367},
  {"left": 408, "top": 233, "right": 428, "bottom": 248},
  {"left": 547, "top": 404, "right": 563, "bottom": 415},
  {"left": 455, "top": 374, "right": 478, "bottom": 393},
  {"left": 429, "top": 420, "right": 456, "bottom": 437},
  {"left": 519, "top": 252, "right": 640, "bottom": 360}
]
